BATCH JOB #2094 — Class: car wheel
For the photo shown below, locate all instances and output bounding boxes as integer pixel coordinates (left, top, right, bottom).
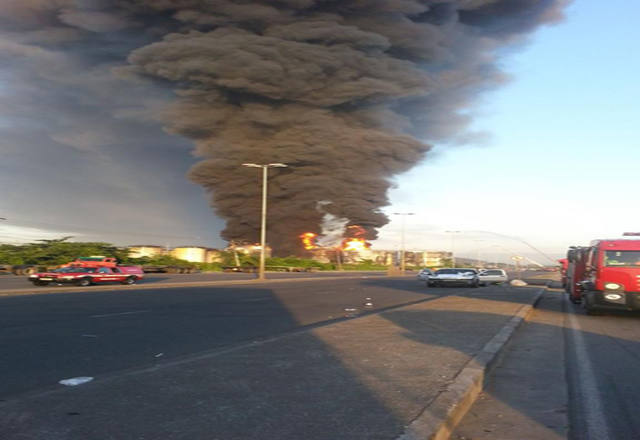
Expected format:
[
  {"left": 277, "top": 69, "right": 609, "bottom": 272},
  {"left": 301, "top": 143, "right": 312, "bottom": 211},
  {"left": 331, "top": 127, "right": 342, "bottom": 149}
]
[
  {"left": 76, "top": 277, "right": 91, "bottom": 287},
  {"left": 33, "top": 280, "right": 49, "bottom": 286},
  {"left": 121, "top": 276, "right": 136, "bottom": 285}
]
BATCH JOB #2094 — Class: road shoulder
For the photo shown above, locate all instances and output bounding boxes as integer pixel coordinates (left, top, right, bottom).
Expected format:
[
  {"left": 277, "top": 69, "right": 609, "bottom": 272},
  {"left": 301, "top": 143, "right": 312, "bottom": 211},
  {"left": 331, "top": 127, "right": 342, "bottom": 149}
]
[{"left": 452, "top": 290, "right": 568, "bottom": 439}]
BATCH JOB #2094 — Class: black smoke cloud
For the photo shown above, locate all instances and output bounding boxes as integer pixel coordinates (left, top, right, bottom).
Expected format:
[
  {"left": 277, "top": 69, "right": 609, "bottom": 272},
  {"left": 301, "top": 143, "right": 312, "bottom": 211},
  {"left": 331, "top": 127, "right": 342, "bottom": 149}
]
[{"left": 0, "top": 0, "right": 568, "bottom": 255}]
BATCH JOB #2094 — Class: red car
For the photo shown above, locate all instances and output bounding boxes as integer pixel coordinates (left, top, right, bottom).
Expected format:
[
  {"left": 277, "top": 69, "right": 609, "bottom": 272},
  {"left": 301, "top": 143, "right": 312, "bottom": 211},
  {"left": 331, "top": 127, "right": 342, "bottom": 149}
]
[{"left": 29, "top": 266, "right": 144, "bottom": 287}]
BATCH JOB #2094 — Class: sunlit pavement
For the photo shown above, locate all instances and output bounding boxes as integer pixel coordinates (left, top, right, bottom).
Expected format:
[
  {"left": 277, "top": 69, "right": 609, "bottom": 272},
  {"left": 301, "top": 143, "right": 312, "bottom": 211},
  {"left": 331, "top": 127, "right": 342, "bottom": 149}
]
[{"left": 0, "top": 279, "right": 541, "bottom": 439}]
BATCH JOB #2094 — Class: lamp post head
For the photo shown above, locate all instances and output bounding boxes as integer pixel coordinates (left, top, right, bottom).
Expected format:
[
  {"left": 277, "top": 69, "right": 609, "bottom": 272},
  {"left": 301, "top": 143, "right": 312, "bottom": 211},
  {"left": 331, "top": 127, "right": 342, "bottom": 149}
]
[{"left": 242, "top": 163, "right": 288, "bottom": 168}]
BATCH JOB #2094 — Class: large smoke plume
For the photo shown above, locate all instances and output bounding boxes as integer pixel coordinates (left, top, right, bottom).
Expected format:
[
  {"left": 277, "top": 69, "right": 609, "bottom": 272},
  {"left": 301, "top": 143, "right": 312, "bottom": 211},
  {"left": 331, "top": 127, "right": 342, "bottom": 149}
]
[{"left": 0, "top": 1, "right": 568, "bottom": 255}]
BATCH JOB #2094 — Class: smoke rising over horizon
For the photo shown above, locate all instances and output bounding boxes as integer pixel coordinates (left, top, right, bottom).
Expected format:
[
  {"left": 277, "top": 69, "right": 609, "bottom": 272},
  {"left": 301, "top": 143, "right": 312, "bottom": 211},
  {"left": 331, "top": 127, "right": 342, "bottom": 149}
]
[{"left": 1, "top": 1, "right": 568, "bottom": 255}]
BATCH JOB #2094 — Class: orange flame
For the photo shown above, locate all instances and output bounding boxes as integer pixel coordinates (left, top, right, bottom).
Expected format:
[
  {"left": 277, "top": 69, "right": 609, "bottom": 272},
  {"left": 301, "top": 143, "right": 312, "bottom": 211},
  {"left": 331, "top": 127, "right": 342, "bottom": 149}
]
[
  {"left": 343, "top": 238, "right": 368, "bottom": 251},
  {"left": 341, "top": 225, "right": 371, "bottom": 251},
  {"left": 299, "top": 232, "right": 318, "bottom": 250}
]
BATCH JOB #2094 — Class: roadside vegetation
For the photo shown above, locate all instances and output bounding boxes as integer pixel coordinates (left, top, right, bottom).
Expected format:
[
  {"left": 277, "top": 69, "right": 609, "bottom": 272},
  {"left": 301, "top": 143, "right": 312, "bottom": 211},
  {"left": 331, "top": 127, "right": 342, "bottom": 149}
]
[{"left": 0, "top": 239, "right": 390, "bottom": 272}]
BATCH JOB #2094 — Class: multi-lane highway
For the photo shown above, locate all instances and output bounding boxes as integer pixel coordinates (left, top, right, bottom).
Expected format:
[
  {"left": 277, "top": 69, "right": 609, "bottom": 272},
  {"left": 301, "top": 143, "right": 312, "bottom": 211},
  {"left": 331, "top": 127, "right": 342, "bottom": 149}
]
[
  {"left": 1, "top": 275, "right": 542, "bottom": 440},
  {"left": 3, "top": 273, "right": 640, "bottom": 439},
  {"left": 0, "top": 274, "right": 423, "bottom": 398}
]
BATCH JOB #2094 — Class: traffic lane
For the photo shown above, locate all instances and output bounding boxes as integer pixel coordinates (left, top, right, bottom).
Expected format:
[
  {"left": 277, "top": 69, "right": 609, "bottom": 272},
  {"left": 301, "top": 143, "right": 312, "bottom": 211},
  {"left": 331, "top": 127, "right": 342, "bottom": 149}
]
[
  {"left": 565, "top": 299, "right": 640, "bottom": 440},
  {"left": 375, "top": 277, "right": 540, "bottom": 307},
  {"left": 0, "top": 270, "right": 386, "bottom": 291},
  {"left": 0, "top": 277, "right": 439, "bottom": 398},
  {"left": 1, "top": 285, "right": 540, "bottom": 440}
]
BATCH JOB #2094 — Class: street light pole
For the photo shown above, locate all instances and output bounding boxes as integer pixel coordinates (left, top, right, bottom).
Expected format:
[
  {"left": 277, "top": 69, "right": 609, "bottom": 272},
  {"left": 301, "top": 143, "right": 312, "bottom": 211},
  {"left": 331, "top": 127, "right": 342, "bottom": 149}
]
[
  {"left": 445, "top": 230, "right": 461, "bottom": 268},
  {"left": 393, "top": 212, "right": 415, "bottom": 273},
  {"left": 242, "top": 162, "right": 288, "bottom": 281}
]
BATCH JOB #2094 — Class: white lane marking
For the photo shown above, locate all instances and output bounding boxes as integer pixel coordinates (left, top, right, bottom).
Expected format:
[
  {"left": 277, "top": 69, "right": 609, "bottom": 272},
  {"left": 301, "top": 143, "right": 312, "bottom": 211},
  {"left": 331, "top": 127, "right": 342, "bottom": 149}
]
[
  {"left": 565, "top": 295, "right": 612, "bottom": 440},
  {"left": 90, "top": 310, "right": 150, "bottom": 318},
  {"left": 59, "top": 377, "right": 93, "bottom": 386}
]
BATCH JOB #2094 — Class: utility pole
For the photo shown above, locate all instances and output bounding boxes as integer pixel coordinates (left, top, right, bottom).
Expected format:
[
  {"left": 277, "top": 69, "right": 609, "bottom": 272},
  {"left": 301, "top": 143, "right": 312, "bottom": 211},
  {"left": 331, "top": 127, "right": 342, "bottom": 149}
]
[
  {"left": 393, "top": 212, "right": 415, "bottom": 273},
  {"left": 242, "top": 163, "right": 288, "bottom": 280}
]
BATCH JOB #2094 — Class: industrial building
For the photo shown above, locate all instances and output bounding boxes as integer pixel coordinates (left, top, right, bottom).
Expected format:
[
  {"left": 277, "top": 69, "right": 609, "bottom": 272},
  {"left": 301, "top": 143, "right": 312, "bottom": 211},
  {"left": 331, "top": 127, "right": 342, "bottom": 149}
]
[{"left": 309, "top": 247, "right": 452, "bottom": 268}]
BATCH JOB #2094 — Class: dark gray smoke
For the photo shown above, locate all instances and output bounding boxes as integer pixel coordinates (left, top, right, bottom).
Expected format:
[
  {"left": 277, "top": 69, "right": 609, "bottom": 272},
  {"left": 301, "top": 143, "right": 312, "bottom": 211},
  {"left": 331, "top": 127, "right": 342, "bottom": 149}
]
[{"left": 0, "top": 0, "right": 568, "bottom": 255}]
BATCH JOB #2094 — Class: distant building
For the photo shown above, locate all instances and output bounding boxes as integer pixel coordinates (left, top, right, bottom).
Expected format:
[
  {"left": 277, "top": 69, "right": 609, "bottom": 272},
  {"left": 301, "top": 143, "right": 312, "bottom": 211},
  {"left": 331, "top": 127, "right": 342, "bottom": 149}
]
[
  {"left": 417, "top": 251, "right": 453, "bottom": 267},
  {"left": 309, "top": 247, "right": 451, "bottom": 267},
  {"left": 127, "top": 245, "right": 166, "bottom": 259}
]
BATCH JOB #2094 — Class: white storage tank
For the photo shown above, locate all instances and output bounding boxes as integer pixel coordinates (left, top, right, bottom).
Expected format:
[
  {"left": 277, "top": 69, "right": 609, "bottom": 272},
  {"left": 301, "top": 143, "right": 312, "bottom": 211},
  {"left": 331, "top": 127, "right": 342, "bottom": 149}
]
[{"left": 171, "top": 246, "right": 207, "bottom": 263}]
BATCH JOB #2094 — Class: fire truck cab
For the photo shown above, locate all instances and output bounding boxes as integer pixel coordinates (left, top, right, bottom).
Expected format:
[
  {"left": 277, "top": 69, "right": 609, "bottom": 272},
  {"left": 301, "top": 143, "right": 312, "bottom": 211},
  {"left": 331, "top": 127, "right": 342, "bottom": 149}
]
[{"left": 576, "top": 239, "right": 640, "bottom": 314}]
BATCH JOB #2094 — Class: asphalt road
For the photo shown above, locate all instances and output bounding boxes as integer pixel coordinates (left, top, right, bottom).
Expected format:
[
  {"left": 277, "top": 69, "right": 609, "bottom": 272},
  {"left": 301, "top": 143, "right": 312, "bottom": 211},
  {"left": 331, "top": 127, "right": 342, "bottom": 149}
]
[
  {"left": 0, "top": 270, "right": 386, "bottom": 292},
  {"left": 2, "top": 278, "right": 543, "bottom": 440},
  {"left": 1, "top": 275, "right": 435, "bottom": 398},
  {"left": 564, "top": 295, "right": 640, "bottom": 440},
  {"left": 454, "top": 290, "right": 640, "bottom": 440}
]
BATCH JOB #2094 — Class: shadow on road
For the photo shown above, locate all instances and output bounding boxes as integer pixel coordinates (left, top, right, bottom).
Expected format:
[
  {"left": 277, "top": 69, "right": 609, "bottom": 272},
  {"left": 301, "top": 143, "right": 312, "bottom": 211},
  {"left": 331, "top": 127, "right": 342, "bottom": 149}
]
[{"left": 2, "top": 279, "right": 640, "bottom": 439}]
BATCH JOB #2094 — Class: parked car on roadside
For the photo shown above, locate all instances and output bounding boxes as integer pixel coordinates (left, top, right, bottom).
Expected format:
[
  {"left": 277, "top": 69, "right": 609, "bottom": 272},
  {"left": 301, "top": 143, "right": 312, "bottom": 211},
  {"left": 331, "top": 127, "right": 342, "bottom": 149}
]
[
  {"left": 428, "top": 268, "right": 479, "bottom": 288},
  {"left": 478, "top": 269, "right": 508, "bottom": 286}
]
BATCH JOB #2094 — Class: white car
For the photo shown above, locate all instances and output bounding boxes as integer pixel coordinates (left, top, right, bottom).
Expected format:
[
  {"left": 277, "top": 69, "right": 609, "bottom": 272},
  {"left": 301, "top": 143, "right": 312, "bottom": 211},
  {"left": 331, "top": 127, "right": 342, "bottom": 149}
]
[
  {"left": 429, "top": 268, "right": 479, "bottom": 288},
  {"left": 417, "top": 268, "right": 435, "bottom": 282},
  {"left": 478, "top": 269, "right": 508, "bottom": 285}
]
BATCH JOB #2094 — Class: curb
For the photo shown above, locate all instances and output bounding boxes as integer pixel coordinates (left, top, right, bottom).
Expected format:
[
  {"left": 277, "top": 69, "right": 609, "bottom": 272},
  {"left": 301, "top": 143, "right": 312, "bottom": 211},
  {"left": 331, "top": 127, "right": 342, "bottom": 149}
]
[
  {"left": 397, "top": 288, "right": 545, "bottom": 440},
  {"left": 0, "top": 274, "right": 386, "bottom": 297}
]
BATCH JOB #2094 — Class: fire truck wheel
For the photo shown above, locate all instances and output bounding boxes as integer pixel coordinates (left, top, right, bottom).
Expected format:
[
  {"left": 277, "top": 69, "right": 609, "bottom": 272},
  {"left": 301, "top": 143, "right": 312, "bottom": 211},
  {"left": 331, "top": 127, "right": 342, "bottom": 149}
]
[
  {"left": 76, "top": 277, "right": 91, "bottom": 287},
  {"left": 121, "top": 276, "right": 136, "bottom": 285},
  {"left": 583, "top": 296, "right": 603, "bottom": 315}
]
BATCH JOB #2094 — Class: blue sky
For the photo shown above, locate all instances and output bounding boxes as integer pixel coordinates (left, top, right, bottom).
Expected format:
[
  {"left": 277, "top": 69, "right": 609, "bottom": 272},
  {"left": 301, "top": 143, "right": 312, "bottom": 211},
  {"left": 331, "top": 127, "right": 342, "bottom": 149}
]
[{"left": 374, "top": 0, "right": 640, "bottom": 263}]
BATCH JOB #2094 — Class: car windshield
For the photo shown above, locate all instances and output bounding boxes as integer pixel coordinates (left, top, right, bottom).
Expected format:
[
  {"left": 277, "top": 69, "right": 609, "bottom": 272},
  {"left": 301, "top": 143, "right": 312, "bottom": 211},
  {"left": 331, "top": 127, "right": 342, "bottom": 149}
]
[
  {"left": 604, "top": 251, "right": 640, "bottom": 267},
  {"left": 436, "top": 269, "right": 475, "bottom": 275}
]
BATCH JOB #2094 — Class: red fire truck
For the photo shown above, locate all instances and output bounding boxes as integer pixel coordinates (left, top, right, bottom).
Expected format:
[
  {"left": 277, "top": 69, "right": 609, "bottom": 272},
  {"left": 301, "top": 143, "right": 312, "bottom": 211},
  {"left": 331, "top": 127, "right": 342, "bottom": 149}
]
[
  {"left": 558, "top": 258, "right": 568, "bottom": 288},
  {"left": 565, "top": 247, "right": 590, "bottom": 304},
  {"left": 567, "top": 237, "right": 640, "bottom": 314},
  {"left": 61, "top": 256, "right": 118, "bottom": 268}
]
